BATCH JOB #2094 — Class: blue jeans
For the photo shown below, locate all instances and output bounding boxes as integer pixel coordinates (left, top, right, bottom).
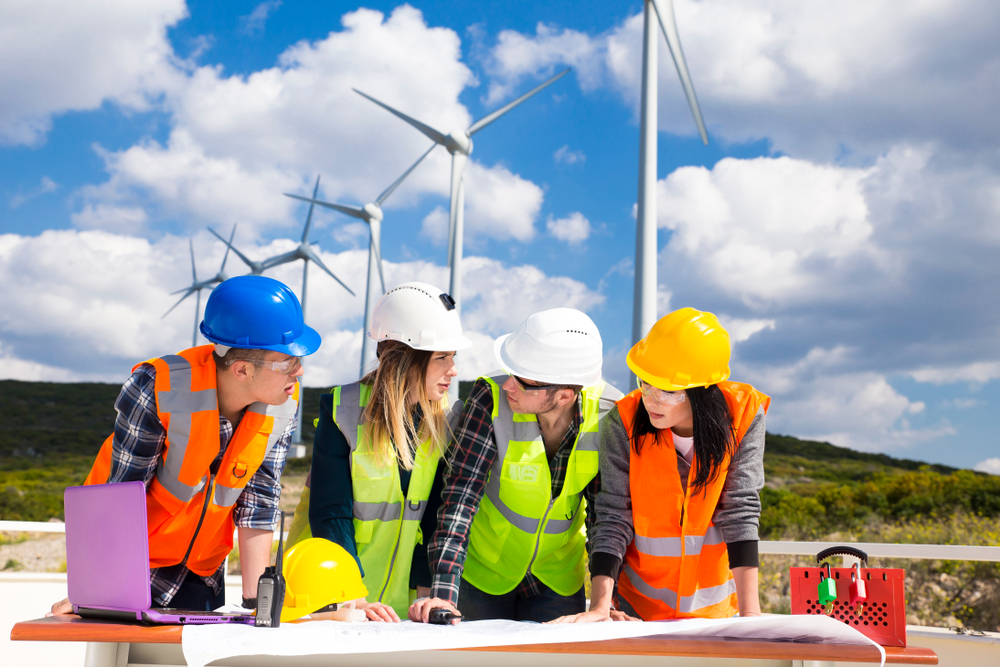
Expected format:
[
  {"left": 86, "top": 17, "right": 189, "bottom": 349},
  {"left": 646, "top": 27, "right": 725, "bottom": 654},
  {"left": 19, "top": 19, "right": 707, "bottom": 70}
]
[{"left": 459, "top": 577, "right": 585, "bottom": 622}]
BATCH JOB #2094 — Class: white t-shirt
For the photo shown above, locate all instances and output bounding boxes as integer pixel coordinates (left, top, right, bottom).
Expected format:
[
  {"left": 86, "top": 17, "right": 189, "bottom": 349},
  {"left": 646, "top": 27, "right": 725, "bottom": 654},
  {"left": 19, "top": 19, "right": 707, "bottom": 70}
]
[{"left": 671, "top": 431, "right": 695, "bottom": 462}]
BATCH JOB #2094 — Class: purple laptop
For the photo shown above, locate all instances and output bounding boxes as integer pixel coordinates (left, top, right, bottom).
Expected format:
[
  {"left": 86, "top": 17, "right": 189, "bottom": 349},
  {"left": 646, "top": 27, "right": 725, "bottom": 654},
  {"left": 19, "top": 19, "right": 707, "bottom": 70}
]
[{"left": 65, "top": 481, "right": 255, "bottom": 625}]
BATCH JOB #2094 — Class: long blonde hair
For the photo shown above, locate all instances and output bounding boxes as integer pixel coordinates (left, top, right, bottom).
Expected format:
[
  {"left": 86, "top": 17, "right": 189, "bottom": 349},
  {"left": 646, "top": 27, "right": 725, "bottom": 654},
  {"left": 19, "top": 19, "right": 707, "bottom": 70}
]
[{"left": 360, "top": 340, "right": 450, "bottom": 470}]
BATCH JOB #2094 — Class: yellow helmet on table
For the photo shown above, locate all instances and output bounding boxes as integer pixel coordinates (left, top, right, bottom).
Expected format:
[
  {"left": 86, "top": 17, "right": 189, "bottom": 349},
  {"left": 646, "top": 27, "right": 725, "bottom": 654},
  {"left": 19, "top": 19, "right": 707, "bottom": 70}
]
[
  {"left": 627, "top": 308, "right": 731, "bottom": 391},
  {"left": 280, "top": 538, "right": 368, "bottom": 623}
]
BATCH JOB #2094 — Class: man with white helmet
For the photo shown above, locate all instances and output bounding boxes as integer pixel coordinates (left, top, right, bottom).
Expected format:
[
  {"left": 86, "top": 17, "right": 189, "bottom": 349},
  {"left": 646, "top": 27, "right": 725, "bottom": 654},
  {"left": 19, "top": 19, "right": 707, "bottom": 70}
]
[
  {"left": 411, "top": 308, "right": 622, "bottom": 623},
  {"left": 286, "top": 282, "right": 470, "bottom": 622}
]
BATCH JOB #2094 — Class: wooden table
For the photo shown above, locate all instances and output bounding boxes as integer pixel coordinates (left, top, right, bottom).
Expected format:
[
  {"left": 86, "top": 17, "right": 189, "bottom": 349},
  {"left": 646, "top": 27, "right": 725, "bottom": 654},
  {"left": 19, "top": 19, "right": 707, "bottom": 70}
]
[{"left": 12, "top": 616, "right": 938, "bottom": 667}]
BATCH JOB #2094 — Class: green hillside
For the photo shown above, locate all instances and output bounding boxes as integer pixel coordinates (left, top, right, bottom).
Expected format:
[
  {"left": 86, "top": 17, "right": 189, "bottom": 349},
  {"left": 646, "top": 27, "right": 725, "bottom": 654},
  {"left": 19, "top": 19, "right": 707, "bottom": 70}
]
[{"left": 3, "top": 378, "right": 997, "bottom": 528}]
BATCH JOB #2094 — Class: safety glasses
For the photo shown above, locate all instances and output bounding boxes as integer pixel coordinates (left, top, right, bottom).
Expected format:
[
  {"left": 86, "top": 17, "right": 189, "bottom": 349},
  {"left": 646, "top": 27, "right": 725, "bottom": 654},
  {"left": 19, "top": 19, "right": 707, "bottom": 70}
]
[
  {"left": 637, "top": 379, "right": 687, "bottom": 405},
  {"left": 509, "top": 374, "right": 561, "bottom": 393},
  {"left": 253, "top": 356, "right": 302, "bottom": 375}
]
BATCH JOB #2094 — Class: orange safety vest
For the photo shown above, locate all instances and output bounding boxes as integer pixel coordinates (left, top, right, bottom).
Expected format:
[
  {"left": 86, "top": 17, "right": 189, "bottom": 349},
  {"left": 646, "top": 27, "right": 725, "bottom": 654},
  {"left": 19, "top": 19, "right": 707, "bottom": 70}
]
[
  {"left": 617, "top": 381, "right": 769, "bottom": 620},
  {"left": 84, "top": 345, "right": 298, "bottom": 576}
]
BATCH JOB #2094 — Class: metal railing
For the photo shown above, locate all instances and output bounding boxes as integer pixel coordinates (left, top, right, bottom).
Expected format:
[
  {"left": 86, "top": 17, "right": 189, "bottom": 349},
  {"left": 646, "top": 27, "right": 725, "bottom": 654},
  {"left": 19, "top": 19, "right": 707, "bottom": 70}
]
[{"left": 4, "top": 521, "right": 999, "bottom": 561}]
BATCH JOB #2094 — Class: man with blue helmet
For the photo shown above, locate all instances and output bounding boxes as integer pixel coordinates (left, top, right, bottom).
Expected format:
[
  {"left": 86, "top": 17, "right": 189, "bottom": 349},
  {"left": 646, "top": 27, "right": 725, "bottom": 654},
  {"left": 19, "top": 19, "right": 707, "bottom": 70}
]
[{"left": 50, "top": 276, "right": 320, "bottom": 615}]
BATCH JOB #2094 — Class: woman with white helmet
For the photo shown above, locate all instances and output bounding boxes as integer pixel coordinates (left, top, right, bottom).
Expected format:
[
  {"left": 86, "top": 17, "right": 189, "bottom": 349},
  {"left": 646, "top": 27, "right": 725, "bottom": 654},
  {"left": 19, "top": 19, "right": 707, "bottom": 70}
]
[{"left": 285, "top": 282, "right": 472, "bottom": 622}]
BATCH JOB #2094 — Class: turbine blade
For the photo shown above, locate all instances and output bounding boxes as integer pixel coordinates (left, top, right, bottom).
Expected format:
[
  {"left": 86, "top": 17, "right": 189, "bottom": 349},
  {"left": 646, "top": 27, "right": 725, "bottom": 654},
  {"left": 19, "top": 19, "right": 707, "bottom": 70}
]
[
  {"left": 650, "top": 0, "right": 709, "bottom": 144},
  {"left": 208, "top": 226, "right": 257, "bottom": 270},
  {"left": 468, "top": 68, "right": 570, "bottom": 135},
  {"left": 370, "top": 220, "right": 386, "bottom": 293},
  {"left": 302, "top": 245, "right": 356, "bottom": 296},
  {"left": 189, "top": 239, "right": 197, "bottom": 282},
  {"left": 301, "top": 175, "right": 321, "bottom": 243},
  {"left": 285, "top": 193, "right": 368, "bottom": 220},
  {"left": 219, "top": 224, "right": 235, "bottom": 272},
  {"left": 376, "top": 143, "right": 436, "bottom": 206},
  {"left": 353, "top": 88, "right": 448, "bottom": 145},
  {"left": 163, "top": 289, "right": 194, "bottom": 318}
]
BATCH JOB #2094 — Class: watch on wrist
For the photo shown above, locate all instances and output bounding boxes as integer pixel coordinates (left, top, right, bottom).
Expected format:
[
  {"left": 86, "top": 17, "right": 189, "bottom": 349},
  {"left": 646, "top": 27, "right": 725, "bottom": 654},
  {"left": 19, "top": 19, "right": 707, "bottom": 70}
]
[{"left": 242, "top": 596, "right": 257, "bottom": 610}]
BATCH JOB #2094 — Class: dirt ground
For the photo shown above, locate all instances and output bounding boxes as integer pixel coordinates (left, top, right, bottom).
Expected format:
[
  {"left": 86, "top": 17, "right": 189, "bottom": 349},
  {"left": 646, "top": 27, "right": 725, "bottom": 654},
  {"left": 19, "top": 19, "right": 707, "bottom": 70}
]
[{"left": 1, "top": 471, "right": 309, "bottom": 574}]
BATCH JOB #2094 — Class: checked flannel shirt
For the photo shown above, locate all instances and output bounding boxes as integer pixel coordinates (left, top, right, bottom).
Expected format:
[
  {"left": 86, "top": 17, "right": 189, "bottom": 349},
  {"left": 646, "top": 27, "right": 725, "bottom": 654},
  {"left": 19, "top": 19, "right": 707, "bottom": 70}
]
[
  {"left": 428, "top": 377, "right": 599, "bottom": 606},
  {"left": 106, "top": 364, "right": 293, "bottom": 606}
]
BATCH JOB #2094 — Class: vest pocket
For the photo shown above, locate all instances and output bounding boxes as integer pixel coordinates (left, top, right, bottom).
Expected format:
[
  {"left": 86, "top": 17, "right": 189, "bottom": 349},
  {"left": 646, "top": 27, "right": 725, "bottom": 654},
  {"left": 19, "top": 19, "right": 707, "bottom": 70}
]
[
  {"left": 354, "top": 518, "right": 374, "bottom": 545},
  {"left": 469, "top": 502, "right": 510, "bottom": 564}
]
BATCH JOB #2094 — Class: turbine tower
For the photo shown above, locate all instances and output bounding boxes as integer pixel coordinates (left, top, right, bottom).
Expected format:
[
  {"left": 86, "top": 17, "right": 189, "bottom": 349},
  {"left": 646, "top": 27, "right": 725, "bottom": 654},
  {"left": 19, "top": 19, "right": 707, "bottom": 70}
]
[
  {"left": 163, "top": 227, "right": 235, "bottom": 347},
  {"left": 285, "top": 145, "right": 436, "bottom": 377},
  {"left": 634, "top": 0, "right": 708, "bottom": 343},
  {"left": 209, "top": 178, "right": 355, "bottom": 445},
  {"left": 354, "top": 68, "right": 570, "bottom": 311}
]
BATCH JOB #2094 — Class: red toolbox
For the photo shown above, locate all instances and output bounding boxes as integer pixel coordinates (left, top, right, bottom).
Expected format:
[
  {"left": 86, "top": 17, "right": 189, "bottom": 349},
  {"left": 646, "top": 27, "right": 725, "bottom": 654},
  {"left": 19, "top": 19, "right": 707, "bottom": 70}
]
[{"left": 789, "top": 546, "right": 907, "bottom": 647}]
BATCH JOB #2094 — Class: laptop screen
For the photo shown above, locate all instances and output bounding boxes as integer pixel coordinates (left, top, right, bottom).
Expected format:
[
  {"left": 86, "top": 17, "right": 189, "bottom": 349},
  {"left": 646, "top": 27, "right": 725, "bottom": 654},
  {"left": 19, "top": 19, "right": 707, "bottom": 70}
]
[{"left": 65, "top": 481, "right": 152, "bottom": 612}]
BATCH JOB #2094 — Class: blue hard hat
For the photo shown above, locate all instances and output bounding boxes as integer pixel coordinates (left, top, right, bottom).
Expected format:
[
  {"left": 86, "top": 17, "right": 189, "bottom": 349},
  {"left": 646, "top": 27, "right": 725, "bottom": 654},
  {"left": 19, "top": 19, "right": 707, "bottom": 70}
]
[{"left": 199, "top": 276, "right": 321, "bottom": 356}]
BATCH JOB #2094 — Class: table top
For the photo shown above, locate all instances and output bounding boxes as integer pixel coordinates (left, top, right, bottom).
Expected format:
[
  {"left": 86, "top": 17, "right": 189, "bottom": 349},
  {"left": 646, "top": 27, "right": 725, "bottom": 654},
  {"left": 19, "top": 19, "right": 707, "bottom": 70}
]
[{"left": 11, "top": 616, "right": 939, "bottom": 665}]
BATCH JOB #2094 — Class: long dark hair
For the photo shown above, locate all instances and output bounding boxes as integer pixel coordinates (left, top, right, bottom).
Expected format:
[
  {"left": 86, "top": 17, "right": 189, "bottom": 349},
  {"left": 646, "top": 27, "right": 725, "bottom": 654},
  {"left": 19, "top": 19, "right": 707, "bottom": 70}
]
[{"left": 629, "top": 385, "right": 737, "bottom": 491}]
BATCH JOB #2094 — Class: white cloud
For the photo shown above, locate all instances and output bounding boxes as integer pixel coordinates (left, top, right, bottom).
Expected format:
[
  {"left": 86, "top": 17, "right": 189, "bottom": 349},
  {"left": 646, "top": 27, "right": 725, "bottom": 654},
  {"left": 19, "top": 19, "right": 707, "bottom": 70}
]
[
  {"left": 974, "top": 458, "right": 1000, "bottom": 475},
  {"left": 10, "top": 176, "right": 58, "bottom": 209},
  {"left": 0, "top": 229, "right": 602, "bottom": 386},
  {"left": 910, "top": 362, "right": 1000, "bottom": 385},
  {"left": 486, "top": 23, "right": 603, "bottom": 103},
  {"left": 71, "top": 5, "right": 546, "bottom": 242},
  {"left": 489, "top": 1, "right": 1000, "bottom": 158},
  {"left": 547, "top": 212, "right": 591, "bottom": 244},
  {"left": 238, "top": 1, "right": 282, "bottom": 36},
  {"left": 718, "top": 316, "right": 775, "bottom": 344},
  {"left": 657, "top": 154, "right": 876, "bottom": 305},
  {"left": 941, "top": 398, "right": 986, "bottom": 410},
  {"left": 738, "top": 348, "right": 952, "bottom": 453},
  {"left": 0, "top": 0, "right": 186, "bottom": 145},
  {"left": 553, "top": 145, "right": 585, "bottom": 165}
]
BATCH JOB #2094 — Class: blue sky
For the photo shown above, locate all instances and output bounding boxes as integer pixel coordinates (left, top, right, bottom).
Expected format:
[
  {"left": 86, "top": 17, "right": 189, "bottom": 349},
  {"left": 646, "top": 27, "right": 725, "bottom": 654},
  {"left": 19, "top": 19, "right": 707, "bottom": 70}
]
[{"left": 2, "top": 1, "right": 999, "bottom": 472}]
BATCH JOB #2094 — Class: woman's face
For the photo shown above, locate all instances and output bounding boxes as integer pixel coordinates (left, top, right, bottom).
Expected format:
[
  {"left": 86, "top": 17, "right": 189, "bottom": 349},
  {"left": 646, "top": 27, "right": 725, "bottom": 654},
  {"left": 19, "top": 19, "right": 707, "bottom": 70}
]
[
  {"left": 640, "top": 381, "right": 693, "bottom": 431},
  {"left": 424, "top": 351, "right": 458, "bottom": 402}
]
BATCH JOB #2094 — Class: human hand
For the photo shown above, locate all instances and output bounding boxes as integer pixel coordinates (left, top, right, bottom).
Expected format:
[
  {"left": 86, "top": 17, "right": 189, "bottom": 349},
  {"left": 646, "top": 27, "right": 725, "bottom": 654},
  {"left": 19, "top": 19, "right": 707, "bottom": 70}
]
[
  {"left": 355, "top": 600, "right": 400, "bottom": 623},
  {"left": 547, "top": 609, "right": 613, "bottom": 624},
  {"left": 409, "top": 597, "right": 461, "bottom": 624},
  {"left": 610, "top": 609, "right": 642, "bottom": 621},
  {"left": 46, "top": 598, "right": 73, "bottom": 617}
]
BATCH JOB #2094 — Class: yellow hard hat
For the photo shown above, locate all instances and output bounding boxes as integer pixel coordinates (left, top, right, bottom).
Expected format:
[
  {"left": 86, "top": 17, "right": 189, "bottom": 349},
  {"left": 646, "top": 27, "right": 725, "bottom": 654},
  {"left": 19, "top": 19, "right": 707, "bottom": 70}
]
[
  {"left": 280, "top": 538, "right": 368, "bottom": 623},
  {"left": 627, "top": 308, "right": 731, "bottom": 391}
]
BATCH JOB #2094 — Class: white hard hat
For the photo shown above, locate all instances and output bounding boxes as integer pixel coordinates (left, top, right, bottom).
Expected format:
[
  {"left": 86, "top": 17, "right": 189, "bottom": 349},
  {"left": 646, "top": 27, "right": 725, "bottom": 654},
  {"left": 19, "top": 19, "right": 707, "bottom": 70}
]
[
  {"left": 494, "top": 308, "right": 603, "bottom": 386},
  {"left": 368, "top": 282, "right": 473, "bottom": 351}
]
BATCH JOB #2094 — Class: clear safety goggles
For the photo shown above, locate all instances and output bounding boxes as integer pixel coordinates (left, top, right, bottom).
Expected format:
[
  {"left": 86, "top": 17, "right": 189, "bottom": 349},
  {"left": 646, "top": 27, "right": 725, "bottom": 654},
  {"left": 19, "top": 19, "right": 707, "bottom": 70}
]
[
  {"left": 637, "top": 379, "right": 687, "bottom": 405},
  {"left": 253, "top": 356, "right": 302, "bottom": 375}
]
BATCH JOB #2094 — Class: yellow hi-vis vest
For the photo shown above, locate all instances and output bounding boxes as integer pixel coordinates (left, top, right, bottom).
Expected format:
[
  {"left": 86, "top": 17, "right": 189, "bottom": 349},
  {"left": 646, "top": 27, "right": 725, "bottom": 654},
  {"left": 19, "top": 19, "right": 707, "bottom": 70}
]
[
  {"left": 286, "top": 382, "right": 453, "bottom": 617},
  {"left": 462, "top": 373, "right": 622, "bottom": 596}
]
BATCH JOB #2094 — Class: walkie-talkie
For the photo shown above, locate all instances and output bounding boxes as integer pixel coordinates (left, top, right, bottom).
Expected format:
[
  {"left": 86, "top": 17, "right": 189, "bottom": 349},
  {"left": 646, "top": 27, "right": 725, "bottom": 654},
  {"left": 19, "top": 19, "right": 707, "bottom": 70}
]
[{"left": 255, "top": 510, "right": 286, "bottom": 627}]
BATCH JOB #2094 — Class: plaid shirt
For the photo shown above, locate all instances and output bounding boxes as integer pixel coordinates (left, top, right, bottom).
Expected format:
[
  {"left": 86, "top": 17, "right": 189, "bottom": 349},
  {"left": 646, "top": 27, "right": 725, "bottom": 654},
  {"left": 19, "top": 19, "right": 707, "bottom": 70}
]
[
  {"left": 107, "top": 364, "right": 293, "bottom": 606},
  {"left": 428, "top": 378, "right": 599, "bottom": 606}
]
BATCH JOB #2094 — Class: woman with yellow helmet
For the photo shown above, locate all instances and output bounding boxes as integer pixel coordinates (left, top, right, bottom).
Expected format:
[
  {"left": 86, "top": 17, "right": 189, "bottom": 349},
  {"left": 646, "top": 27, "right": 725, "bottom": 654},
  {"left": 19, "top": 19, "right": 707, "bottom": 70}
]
[
  {"left": 285, "top": 282, "right": 472, "bottom": 622},
  {"left": 552, "top": 308, "right": 770, "bottom": 623}
]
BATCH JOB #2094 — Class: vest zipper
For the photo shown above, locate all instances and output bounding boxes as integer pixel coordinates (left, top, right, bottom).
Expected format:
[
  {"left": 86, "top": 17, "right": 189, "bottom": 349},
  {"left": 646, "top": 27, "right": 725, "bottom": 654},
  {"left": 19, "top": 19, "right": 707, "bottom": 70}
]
[
  {"left": 377, "top": 499, "right": 405, "bottom": 603},
  {"left": 525, "top": 499, "right": 555, "bottom": 576},
  {"left": 181, "top": 473, "right": 215, "bottom": 568}
]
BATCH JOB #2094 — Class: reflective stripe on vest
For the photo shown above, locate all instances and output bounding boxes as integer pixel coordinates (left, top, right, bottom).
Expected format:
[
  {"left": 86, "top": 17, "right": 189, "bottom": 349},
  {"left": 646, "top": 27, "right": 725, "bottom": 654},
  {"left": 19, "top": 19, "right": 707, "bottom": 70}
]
[
  {"left": 618, "top": 382, "right": 770, "bottom": 620},
  {"left": 623, "top": 564, "right": 738, "bottom": 614},
  {"left": 633, "top": 527, "right": 725, "bottom": 558},
  {"left": 462, "top": 373, "right": 623, "bottom": 597}
]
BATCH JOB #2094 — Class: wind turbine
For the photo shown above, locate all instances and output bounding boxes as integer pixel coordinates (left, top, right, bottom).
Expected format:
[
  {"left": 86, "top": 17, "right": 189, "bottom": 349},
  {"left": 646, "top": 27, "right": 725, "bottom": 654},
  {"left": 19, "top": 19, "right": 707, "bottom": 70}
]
[
  {"left": 209, "top": 177, "right": 355, "bottom": 445},
  {"left": 208, "top": 176, "right": 355, "bottom": 310},
  {"left": 285, "top": 145, "right": 436, "bottom": 377},
  {"left": 163, "top": 227, "right": 235, "bottom": 347},
  {"left": 633, "top": 0, "right": 708, "bottom": 344},
  {"left": 353, "top": 68, "right": 570, "bottom": 311}
]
